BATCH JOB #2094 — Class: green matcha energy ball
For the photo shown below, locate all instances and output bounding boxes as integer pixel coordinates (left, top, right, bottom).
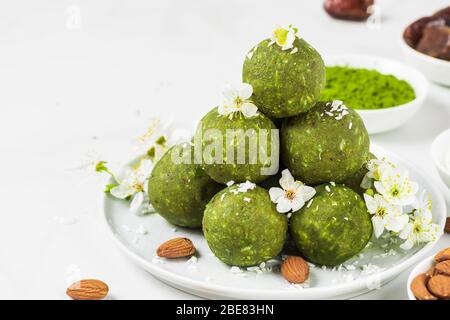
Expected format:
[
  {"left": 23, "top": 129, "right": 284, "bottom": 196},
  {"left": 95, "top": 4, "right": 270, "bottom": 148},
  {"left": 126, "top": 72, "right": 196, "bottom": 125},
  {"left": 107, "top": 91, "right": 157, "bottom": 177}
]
[
  {"left": 242, "top": 38, "right": 325, "bottom": 118},
  {"left": 203, "top": 183, "right": 287, "bottom": 266},
  {"left": 281, "top": 101, "right": 370, "bottom": 185},
  {"left": 148, "top": 144, "right": 223, "bottom": 228},
  {"left": 342, "top": 153, "right": 377, "bottom": 195},
  {"left": 290, "top": 184, "right": 372, "bottom": 266},
  {"left": 196, "top": 107, "right": 279, "bottom": 184}
]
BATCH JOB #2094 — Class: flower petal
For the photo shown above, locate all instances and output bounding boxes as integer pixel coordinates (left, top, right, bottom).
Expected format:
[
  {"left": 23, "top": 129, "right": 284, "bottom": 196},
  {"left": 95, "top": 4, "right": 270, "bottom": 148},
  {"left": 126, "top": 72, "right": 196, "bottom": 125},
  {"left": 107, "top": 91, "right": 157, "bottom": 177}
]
[
  {"left": 130, "top": 192, "right": 144, "bottom": 212},
  {"left": 241, "top": 102, "right": 258, "bottom": 118},
  {"left": 279, "top": 169, "right": 295, "bottom": 190},
  {"left": 290, "top": 197, "right": 305, "bottom": 212},
  {"left": 363, "top": 194, "right": 377, "bottom": 214},
  {"left": 372, "top": 216, "right": 385, "bottom": 238},
  {"left": 238, "top": 83, "right": 253, "bottom": 100},
  {"left": 399, "top": 223, "right": 413, "bottom": 240},
  {"left": 110, "top": 184, "right": 133, "bottom": 199},
  {"left": 222, "top": 86, "right": 238, "bottom": 101},
  {"left": 299, "top": 185, "right": 315, "bottom": 202},
  {"left": 400, "top": 239, "right": 414, "bottom": 250},
  {"left": 276, "top": 197, "right": 292, "bottom": 213},
  {"left": 360, "top": 174, "right": 372, "bottom": 189},
  {"left": 269, "top": 187, "right": 284, "bottom": 203}
]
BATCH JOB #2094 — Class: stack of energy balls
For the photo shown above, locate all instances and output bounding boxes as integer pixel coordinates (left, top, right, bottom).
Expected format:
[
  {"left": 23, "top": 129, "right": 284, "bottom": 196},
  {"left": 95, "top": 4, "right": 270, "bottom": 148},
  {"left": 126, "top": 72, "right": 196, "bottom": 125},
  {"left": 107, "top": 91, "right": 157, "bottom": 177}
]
[{"left": 148, "top": 25, "right": 373, "bottom": 268}]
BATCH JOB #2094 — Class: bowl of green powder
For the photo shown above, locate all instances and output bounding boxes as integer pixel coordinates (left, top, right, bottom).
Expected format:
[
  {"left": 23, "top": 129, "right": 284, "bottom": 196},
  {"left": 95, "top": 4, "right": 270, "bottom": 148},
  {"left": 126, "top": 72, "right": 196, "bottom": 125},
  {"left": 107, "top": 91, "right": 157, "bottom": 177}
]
[{"left": 322, "top": 55, "right": 428, "bottom": 134}]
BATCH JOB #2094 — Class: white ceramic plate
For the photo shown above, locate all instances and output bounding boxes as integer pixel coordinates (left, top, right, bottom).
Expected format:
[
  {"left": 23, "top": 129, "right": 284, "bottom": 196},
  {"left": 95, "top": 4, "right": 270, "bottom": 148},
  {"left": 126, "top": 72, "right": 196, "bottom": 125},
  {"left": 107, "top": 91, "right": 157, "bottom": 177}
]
[
  {"left": 102, "top": 144, "right": 446, "bottom": 299},
  {"left": 325, "top": 55, "right": 428, "bottom": 135}
]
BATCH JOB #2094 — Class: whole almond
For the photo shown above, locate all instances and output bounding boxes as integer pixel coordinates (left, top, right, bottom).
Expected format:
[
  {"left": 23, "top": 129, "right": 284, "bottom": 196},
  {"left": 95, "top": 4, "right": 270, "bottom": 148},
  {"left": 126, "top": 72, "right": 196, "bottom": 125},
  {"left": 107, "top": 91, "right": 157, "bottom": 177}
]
[
  {"left": 157, "top": 237, "right": 196, "bottom": 258},
  {"left": 435, "top": 248, "right": 450, "bottom": 262},
  {"left": 427, "top": 274, "right": 450, "bottom": 299},
  {"left": 66, "top": 279, "right": 109, "bottom": 300},
  {"left": 410, "top": 273, "right": 438, "bottom": 300},
  {"left": 435, "top": 260, "right": 450, "bottom": 276},
  {"left": 445, "top": 217, "right": 450, "bottom": 234},
  {"left": 281, "top": 256, "right": 309, "bottom": 284}
]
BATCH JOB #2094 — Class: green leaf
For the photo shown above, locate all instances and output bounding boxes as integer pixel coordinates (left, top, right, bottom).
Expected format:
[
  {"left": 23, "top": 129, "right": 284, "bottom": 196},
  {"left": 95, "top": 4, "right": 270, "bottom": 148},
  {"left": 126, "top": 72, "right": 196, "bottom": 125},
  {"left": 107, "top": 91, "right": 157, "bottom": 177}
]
[
  {"left": 104, "top": 183, "right": 118, "bottom": 193},
  {"left": 96, "top": 161, "right": 109, "bottom": 173},
  {"left": 147, "top": 147, "right": 156, "bottom": 160},
  {"left": 155, "top": 135, "right": 167, "bottom": 146}
]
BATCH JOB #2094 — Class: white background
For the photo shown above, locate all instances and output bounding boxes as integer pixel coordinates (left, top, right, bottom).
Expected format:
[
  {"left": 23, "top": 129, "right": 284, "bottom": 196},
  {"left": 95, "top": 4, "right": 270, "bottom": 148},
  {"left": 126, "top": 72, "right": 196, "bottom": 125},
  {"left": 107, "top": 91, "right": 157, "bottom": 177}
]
[{"left": 0, "top": 0, "right": 449, "bottom": 299}]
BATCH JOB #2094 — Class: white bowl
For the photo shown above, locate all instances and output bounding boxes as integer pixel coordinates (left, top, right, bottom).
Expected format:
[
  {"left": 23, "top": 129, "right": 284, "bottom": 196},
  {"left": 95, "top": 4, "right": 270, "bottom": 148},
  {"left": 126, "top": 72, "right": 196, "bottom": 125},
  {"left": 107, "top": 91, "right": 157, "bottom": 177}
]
[
  {"left": 325, "top": 55, "right": 428, "bottom": 135},
  {"left": 406, "top": 254, "right": 435, "bottom": 300},
  {"left": 400, "top": 34, "right": 450, "bottom": 87},
  {"left": 431, "top": 128, "right": 450, "bottom": 188}
]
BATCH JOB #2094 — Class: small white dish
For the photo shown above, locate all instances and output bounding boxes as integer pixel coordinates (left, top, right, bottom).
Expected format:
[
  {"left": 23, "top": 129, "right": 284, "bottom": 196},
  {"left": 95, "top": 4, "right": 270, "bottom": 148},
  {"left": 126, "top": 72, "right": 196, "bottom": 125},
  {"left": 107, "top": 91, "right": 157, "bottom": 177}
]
[
  {"left": 431, "top": 128, "right": 450, "bottom": 188},
  {"left": 325, "top": 55, "right": 428, "bottom": 135},
  {"left": 406, "top": 254, "right": 435, "bottom": 300},
  {"left": 102, "top": 144, "right": 446, "bottom": 300},
  {"left": 400, "top": 34, "right": 450, "bottom": 87}
]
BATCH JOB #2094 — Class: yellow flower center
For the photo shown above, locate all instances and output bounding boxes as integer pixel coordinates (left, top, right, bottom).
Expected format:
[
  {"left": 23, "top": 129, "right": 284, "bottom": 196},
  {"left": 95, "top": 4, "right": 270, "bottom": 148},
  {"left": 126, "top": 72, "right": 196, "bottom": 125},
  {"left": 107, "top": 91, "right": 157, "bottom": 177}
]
[
  {"left": 234, "top": 97, "right": 244, "bottom": 109},
  {"left": 274, "top": 28, "right": 288, "bottom": 45},
  {"left": 376, "top": 207, "right": 386, "bottom": 217},
  {"left": 285, "top": 190, "right": 296, "bottom": 201},
  {"left": 133, "top": 183, "right": 144, "bottom": 192}
]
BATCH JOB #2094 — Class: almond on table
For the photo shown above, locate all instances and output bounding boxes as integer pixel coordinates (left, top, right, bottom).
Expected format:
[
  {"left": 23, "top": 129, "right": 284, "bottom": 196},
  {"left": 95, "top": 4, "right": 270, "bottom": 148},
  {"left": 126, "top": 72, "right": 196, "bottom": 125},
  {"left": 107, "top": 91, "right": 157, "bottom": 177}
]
[{"left": 66, "top": 279, "right": 109, "bottom": 300}]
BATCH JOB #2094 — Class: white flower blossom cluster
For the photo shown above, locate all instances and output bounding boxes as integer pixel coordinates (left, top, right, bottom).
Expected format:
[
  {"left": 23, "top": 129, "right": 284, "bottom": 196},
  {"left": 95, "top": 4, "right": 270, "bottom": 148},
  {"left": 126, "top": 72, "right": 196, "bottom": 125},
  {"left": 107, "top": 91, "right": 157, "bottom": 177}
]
[
  {"left": 361, "top": 158, "right": 441, "bottom": 250},
  {"left": 94, "top": 117, "right": 185, "bottom": 215}
]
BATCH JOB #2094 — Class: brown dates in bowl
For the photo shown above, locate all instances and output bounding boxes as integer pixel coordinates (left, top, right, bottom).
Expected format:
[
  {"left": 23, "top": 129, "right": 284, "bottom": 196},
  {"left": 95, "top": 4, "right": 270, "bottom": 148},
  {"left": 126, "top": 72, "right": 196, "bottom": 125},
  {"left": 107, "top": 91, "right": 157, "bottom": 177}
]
[
  {"left": 324, "top": 0, "right": 374, "bottom": 21},
  {"left": 403, "top": 6, "right": 450, "bottom": 62}
]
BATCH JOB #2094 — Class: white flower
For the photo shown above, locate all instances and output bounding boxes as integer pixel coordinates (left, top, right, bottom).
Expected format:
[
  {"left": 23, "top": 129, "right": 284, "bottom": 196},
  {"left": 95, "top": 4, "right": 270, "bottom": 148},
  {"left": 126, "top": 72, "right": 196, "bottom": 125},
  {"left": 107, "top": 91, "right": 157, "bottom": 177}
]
[
  {"left": 110, "top": 159, "right": 153, "bottom": 213},
  {"left": 360, "top": 158, "right": 395, "bottom": 189},
  {"left": 135, "top": 116, "right": 191, "bottom": 161},
  {"left": 399, "top": 209, "right": 441, "bottom": 250},
  {"left": 373, "top": 168, "right": 418, "bottom": 206},
  {"left": 218, "top": 83, "right": 258, "bottom": 119},
  {"left": 412, "top": 190, "right": 433, "bottom": 218},
  {"left": 363, "top": 194, "right": 408, "bottom": 238},
  {"left": 269, "top": 24, "right": 298, "bottom": 50},
  {"left": 269, "top": 169, "right": 315, "bottom": 213}
]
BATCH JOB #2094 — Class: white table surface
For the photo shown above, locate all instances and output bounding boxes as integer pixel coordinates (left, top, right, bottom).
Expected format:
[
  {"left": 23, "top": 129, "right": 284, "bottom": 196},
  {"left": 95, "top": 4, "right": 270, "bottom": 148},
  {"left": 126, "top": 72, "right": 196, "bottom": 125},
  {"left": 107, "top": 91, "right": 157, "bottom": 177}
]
[{"left": 1, "top": 0, "right": 449, "bottom": 300}]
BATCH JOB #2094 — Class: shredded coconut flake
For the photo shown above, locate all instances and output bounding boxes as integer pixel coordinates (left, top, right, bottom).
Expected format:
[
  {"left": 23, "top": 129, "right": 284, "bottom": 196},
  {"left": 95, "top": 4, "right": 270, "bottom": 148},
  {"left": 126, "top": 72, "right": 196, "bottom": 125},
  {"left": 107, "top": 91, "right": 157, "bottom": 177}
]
[
  {"left": 152, "top": 256, "right": 165, "bottom": 264},
  {"left": 135, "top": 225, "right": 148, "bottom": 235},
  {"left": 230, "top": 181, "right": 256, "bottom": 194}
]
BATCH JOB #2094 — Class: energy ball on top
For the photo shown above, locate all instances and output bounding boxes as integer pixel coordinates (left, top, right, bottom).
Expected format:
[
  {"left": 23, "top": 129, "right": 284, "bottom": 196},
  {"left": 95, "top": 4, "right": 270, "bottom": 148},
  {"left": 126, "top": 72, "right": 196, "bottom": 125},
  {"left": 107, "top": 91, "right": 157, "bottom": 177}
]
[{"left": 243, "top": 25, "right": 326, "bottom": 119}]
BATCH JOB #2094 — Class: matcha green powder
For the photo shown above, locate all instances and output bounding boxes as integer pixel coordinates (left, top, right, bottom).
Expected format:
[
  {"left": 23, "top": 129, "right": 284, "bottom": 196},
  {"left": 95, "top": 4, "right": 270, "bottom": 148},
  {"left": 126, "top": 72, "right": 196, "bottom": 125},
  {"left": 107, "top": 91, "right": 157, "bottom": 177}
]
[{"left": 320, "top": 66, "right": 416, "bottom": 110}]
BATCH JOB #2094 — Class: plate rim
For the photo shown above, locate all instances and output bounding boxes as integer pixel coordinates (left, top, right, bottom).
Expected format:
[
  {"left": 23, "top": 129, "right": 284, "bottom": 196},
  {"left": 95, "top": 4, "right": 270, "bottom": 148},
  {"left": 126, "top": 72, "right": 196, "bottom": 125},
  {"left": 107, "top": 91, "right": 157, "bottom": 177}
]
[{"left": 101, "top": 143, "right": 447, "bottom": 299}]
